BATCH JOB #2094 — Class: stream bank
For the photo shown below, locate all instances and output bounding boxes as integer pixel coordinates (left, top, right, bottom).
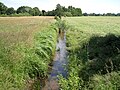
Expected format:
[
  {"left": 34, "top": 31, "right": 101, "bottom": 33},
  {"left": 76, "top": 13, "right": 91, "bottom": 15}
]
[{"left": 41, "top": 31, "right": 68, "bottom": 90}]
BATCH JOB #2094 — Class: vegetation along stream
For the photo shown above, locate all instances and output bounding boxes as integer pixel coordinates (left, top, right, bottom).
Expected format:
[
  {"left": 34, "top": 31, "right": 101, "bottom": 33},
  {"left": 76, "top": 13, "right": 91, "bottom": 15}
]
[{"left": 41, "top": 31, "right": 68, "bottom": 90}]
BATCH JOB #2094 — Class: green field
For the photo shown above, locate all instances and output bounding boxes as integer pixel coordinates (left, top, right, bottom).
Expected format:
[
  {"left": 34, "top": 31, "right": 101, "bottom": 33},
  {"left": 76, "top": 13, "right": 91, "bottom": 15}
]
[
  {"left": 0, "top": 16, "right": 120, "bottom": 90},
  {"left": 0, "top": 16, "right": 58, "bottom": 89},
  {"left": 59, "top": 17, "right": 120, "bottom": 90}
]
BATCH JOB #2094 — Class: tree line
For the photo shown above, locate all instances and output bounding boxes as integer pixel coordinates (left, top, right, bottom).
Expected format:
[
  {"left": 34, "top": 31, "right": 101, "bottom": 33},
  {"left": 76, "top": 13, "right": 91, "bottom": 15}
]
[
  {"left": 0, "top": 2, "right": 42, "bottom": 16},
  {"left": 83, "top": 13, "right": 120, "bottom": 16},
  {"left": 1, "top": 2, "right": 119, "bottom": 17},
  {"left": 0, "top": 2, "right": 82, "bottom": 17},
  {"left": 47, "top": 4, "right": 82, "bottom": 17}
]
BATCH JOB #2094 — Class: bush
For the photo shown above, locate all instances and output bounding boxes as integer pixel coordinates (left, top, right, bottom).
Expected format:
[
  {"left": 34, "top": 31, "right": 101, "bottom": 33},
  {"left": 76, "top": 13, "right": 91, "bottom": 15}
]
[
  {"left": 0, "top": 14, "right": 8, "bottom": 17},
  {"left": 89, "top": 72, "right": 120, "bottom": 90},
  {"left": 10, "top": 13, "right": 32, "bottom": 17},
  {"left": 87, "top": 34, "right": 120, "bottom": 74},
  {"left": 63, "top": 12, "right": 72, "bottom": 17},
  {"left": 0, "top": 13, "right": 32, "bottom": 17}
]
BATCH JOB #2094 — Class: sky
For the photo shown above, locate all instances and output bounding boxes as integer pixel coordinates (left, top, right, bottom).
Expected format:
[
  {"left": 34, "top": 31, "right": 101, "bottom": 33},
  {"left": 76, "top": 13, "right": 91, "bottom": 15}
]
[{"left": 1, "top": 0, "right": 120, "bottom": 14}]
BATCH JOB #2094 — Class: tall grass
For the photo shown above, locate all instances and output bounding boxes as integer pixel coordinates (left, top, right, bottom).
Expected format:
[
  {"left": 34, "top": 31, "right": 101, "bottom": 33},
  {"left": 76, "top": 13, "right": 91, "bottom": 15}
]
[
  {"left": 0, "top": 17, "right": 58, "bottom": 89},
  {"left": 59, "top": 17, "right": 120, "bottom": 90}
]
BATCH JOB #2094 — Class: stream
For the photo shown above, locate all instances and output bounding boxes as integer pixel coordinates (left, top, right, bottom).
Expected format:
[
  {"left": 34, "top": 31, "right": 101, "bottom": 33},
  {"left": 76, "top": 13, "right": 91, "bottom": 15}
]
[{"left": 42, "top": 32, "right": 68, "bottom": 90}]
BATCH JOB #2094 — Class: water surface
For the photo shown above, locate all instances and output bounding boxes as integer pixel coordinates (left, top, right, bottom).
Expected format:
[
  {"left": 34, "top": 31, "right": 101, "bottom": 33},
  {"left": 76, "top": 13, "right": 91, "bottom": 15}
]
[{"left": 42, "top": 32, "right": 68, "bottom": 90}]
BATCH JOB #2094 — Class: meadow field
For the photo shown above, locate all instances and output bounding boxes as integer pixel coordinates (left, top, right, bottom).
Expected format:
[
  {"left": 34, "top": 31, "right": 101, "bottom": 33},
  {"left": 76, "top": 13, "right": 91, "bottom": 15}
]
[
  {"left": 0, "top": 16, "right": 120, "bottom": 90},
  {"left": 59, "top": 16, "right": 120, "bottom": 90},
  {"left": 0, "top": 16, "right": 58, "bottom": 89}
]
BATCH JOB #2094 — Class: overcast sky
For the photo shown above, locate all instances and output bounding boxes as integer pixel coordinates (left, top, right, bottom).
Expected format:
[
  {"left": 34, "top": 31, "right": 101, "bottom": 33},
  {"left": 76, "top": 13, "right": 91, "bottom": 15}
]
[{"left": 1, "top": 0, "right": 120, "bottom": 13}]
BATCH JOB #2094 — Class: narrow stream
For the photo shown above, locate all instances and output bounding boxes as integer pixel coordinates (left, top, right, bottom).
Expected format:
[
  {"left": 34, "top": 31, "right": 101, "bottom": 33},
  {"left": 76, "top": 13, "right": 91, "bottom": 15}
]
[{"left": 42, "top": 32, "right": 68, "bottom": 90}]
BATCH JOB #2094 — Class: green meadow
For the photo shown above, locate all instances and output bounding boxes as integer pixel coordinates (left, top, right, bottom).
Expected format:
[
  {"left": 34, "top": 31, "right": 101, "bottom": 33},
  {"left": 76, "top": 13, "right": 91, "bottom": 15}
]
[
  {"left": 59, "top": 16, "right": 120, "bottom": 90},
  {"left": 0, "top": 17, "right": 58, "bottom": 89},
  {"left": 0, "top": 16, "right": 120, "bottom": 90}
]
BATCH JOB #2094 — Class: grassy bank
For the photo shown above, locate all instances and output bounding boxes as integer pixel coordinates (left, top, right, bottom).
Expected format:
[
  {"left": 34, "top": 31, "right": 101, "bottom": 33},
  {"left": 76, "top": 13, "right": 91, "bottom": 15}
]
[
  {"left": 59, "top": 17, "right": 120, "bottom": 90},
  {"left": 0, "top": 17, "right": 58, "bottom": 89}
]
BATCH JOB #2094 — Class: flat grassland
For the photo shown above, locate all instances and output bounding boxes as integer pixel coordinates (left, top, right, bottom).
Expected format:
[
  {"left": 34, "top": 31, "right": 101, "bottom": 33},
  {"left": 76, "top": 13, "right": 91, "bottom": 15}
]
[
  {"left": 0, "top": 16, "right": 54, "bottom": 46},
  {"left": 65, "top": 16, "right": 120, "bottom": 48},
  {"left": 66, "top": 16, "right": 120, "bottom": 35},
  {"left": 0, "top": 16, "right": 55, "bottom": 89}
]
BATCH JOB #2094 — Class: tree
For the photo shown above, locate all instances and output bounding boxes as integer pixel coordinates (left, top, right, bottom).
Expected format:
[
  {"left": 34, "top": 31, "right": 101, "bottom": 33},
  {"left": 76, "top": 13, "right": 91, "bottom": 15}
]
[
  {"left": 29, "top": 9, "right": 35, "bottom": 16},
  {"left": 117, "top": 13, "right": 120, "bottom": 16},
  {"left": 89, "top": 13, "right": 95, "bottom": 16},
  {"left": 17, "top": 6, "right": 33, "bottom": 15},
  {"left": 17, "top": 6, "right": 26, "bottom": 13},
  {"left": 68, "top": 6, "right": 73, "bottom": 12},
  {"left": 42, "top": 10, "right": 46, "bottom": 16},
  {"left": 67, "top": 6, "right": 82, "bottom": 16},
  {"left": 0, "top": 2, "right": 83, "bottom": 17},
  {"left": 55, "top": 4, "right": 64, "bottom": 18},
  {"left": 33, "top": 7, "right": 41, "bottom": 16},
  {"left": 46, "top": 10, "right": 56, "bottom": 16},
  {"left": 62, "top": 6, "right": 68, "bottom": 12},
  {"left": 83, "top": 13, "right": 88, "bottom": 16},
  {"left": 6, "top": 7, "right": 15, "bottom": 15},
  {"left": 63, "top": 12, "right": 72, "bottom": 17},
  {"left": 0, "top": 2, "right": 7, "bottom": 14},
  {"left": 75, "top": 8, "right": 82, "bottom": 16}
]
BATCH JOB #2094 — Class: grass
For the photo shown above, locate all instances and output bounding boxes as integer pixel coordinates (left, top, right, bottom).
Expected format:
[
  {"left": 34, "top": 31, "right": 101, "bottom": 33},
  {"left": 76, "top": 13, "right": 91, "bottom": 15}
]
[
  {"left": 59, "top": 16, "right": 120, "bottom": 90},
  {"left": 66, "top": 17, "right": 120, "bottom": 35},
  {"left": 0, "top": 16, "right": 58, "bottom": 89},
  {"left": 1, "top": 16, "right": 120, "bottom": 90},
  {"left": 0, "top": 16, "right": 54, "bottom": 45}
]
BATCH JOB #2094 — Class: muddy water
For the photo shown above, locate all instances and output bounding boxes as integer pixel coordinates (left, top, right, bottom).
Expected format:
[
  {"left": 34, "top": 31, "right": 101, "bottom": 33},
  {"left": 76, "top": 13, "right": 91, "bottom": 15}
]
[{"left": 42, "top": 32, "right": 68, "bottom": 90}]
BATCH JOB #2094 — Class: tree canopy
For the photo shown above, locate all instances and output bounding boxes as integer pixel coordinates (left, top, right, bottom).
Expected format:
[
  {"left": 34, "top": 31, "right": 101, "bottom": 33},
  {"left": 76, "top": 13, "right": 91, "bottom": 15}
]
[
  {"left": 0, "top": 2, "right": 83, "bottom": 17},
  {"left": 6, "top": 7, "right": 15, "bottom": 15},
  {"left": 33, "top": 7, "right": 41, "bottom": 16},
  {"left": 17, "top": 6, "right": 32, "bottom": 14},
  {"left": 1, "top": 1, "right": 119, "bottom": 17},
  {"left": 0, "top": 2, "right": 7, "bottom": 14},
  {"left": 53, "top": 4, "right": 82, "bottom": 17},
  {"left": 42, "top": 10, "right": 46, "bottom": 16}
]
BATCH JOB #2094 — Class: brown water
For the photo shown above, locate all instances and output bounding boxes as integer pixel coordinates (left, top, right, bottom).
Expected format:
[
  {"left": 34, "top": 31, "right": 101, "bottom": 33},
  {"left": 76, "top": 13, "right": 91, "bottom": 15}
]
[{"left": 42, "top": 32, "right": 68, "bottom": 90}]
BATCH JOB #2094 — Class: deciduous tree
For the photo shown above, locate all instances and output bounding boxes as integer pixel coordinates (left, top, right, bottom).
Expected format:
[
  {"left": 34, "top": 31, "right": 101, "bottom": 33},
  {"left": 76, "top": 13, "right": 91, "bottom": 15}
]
[
  {"left": 6, "top": 7, "right": 15, "bottom": 15},
  {"left": 33, "top": 7, "right": 41, "bottom": 16},
  {"left": 0, "top": 2, "right": 7, "bottom": 14}
]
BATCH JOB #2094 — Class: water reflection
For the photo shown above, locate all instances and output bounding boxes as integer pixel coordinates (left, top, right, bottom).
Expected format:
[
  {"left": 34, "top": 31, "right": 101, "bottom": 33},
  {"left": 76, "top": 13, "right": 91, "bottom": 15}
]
[{"left": 42, "top": 32, "right": 68, "bottom": 90}]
